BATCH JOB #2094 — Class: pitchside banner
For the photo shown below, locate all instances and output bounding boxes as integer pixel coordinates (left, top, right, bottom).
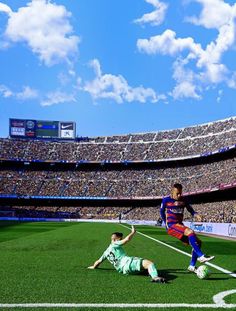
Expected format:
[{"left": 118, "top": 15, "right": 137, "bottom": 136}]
[
  {"left": 0, "top": 217, "right": 235, "bottom": 238},
  {"left": 9, "top": 119, "right": 76, "bottom": 140},
  {"left": 184, "top": 221, "right": 236, "bottom": 238}
]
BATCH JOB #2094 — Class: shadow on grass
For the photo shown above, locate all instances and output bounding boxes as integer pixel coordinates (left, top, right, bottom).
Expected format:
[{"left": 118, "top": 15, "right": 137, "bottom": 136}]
[
  {"left": 0, "top": 220, "right": 76, "bottom": 244},
  {"left": 0, "top": 220, "right": 25, "bottom": 229}
]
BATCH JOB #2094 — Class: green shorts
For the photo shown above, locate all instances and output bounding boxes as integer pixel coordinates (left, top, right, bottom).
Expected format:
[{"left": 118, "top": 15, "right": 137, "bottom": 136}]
[{"left": 122, "top": 257, "right": 143, "bottom": 275}]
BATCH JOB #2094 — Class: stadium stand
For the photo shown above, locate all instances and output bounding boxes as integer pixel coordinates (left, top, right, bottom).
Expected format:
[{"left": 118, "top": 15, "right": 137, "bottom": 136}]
[
  {"left": 0, "top": 117, "right": 235, "bottom": 222},
  {"left": 0, "top": 116, "right": 235, "bottom": 161}
]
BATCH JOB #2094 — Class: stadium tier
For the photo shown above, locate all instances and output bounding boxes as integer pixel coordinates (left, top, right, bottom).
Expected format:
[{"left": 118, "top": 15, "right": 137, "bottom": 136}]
[
  {"left": 0, "top": 116, "right": 236, "bottom": 162},
  {"left": 0, "top": 117, "right": 235, "bottom": 223},
  {"left": 0, "top": 158, "right": 235, "bottom": 197}
]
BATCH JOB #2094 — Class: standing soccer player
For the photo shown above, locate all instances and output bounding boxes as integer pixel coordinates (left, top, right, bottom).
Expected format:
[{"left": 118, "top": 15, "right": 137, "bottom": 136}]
[
  {"left": 88, "top": 225, "right": 166, "bottom": 283},
  {"left": 160, "top": 183, "right": 214, "bottom": 272}
]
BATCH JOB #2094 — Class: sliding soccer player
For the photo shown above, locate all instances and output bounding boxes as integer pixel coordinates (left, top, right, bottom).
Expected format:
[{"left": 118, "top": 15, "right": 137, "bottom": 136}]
[
  {"left": 160, "top": 183, "right": 214, "bottom": 272},
  {"left": 88, "top": 225, "right": 165, "bottom": 283}
]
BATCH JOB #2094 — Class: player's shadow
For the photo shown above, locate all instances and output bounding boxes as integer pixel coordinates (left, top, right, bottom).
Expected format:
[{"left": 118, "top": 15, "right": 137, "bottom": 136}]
[
  {"left": 91, "top": 267, "right": 115, "bottom": 274},
  {"left": 96, "top": 267, "right": 114, "bottom": 271},
  {"left": 166, "top": 268, "right": 232, "bottom": 280},
  {"left": 158, "top": 269, "right": 178, "bottom": 282},
  {"left": 205, "top": 272, "right": 232, "bottom": 280},
  {"left": 137, "top": 269, "right": 177, "bottom": 283}
]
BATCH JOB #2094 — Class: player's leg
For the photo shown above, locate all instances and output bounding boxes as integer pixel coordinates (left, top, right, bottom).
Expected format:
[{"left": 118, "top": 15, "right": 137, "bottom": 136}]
[
  {"left": 188, "top": 238, "right": 202, "bottom": 272},
  {"left": 184, "top": 227, "right": 204, "bottom": 257},
  {"left": 142, "top": 259, "right": 165, "bottom": 283},
  {"left": 168, "top": 224, "right": 214, "bottom": 268},
  {"left": 184, "top": 228, "right": 214, "bottom": 264}
]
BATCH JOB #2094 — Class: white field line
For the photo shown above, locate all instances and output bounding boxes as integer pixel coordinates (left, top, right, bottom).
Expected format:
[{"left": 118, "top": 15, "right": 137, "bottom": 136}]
[
  {"left": 0, "top": 303, "right": 236, "bottom": 308},
  {"left": 120, "top": 224, "right": 236, "bottom": 278}
]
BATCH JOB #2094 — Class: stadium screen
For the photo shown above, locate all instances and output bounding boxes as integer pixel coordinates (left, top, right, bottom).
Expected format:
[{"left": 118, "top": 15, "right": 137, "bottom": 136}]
[
  {"left": 9, "top": 119, "right": 76, "bottom": 139},
  {"left": 36, "top": 120, "right": 59, "bottom": 138}
]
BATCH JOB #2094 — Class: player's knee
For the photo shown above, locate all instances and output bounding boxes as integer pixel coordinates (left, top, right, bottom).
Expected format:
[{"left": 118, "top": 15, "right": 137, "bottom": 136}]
[{"left": 142, "top": 259, "right": 153, "bottom": 269}]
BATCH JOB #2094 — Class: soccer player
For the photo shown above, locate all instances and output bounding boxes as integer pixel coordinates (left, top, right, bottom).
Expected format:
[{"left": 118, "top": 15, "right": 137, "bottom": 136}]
[
  {"left": 88, "top": 225, "right": 166, "bottom": 283},
  {"left": 160, "top": 183, "right": 215, "bottom": 273}
]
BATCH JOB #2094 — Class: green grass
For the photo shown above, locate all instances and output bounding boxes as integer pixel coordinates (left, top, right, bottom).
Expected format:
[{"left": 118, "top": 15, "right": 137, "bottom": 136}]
[{"left": 0, "top": 221, "right": 235, "bottom": 310}]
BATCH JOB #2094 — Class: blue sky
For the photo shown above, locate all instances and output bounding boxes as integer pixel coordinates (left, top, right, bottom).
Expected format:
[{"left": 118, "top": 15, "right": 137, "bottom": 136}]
[{"left": 0, "top": 0, "right": 236, "bottom": 138}]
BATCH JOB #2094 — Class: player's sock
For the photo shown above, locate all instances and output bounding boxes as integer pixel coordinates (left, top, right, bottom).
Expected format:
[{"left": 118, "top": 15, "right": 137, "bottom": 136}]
[
  {"left": 188, "top": 233, "right": 204, "bottom": 258},
  {"left": 148, "top": 263, "right": 158, "bottom": 279},
  {"left": 190, "top": 249, "right": 198, "bottom": 267}
]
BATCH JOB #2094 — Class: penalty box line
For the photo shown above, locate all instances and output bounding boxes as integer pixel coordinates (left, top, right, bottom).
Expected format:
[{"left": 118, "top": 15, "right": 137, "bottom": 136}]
[{"left": 120, "top": 224, "right": 236, "bottom": 278}]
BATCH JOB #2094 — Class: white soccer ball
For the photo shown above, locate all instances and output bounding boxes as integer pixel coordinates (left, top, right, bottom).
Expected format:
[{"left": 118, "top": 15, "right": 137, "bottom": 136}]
[{"left": 196, "top": 265, "right": 210, "bottom": 279}]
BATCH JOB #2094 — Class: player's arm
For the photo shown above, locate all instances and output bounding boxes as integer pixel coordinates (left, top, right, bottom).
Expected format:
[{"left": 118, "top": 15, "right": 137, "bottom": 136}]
[
  {"left": 186, "top": 203, "right": 201, "bottom": 221},
  {"left": 119, "top": 225, "right": 136, "bottom": 245},
  {"left": 88, "top": 251, "right": 106, "bottom": 269},
  {"left": 160, "top": 201, "right": 166, "bottom": 224},
  {"left": 87, "top": 258, "right": 103, "bottom": 269}
]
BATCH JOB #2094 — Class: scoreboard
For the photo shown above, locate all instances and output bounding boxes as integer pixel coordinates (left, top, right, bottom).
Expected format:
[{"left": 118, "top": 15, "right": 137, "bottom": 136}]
[
  {"left": 9, "top": 119, "right": 76, "bottom": 139},
  {"left": 36, "top": 120, "right": 59, "bottom": 138}
]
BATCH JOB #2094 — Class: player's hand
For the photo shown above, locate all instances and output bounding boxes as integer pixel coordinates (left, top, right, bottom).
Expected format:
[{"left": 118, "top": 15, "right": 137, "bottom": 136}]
[
  {"left": 131, "top": 225, "right": 136, "bottom": 234},
  {"left": 194, "top": 214, "right": 202, "bottom": 222},
  {"left": 87, "top": 266, "right": 95, "bottom": 269}
]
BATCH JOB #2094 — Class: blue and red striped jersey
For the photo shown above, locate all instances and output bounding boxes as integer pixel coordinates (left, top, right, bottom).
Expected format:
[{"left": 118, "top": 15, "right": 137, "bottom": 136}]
[{"left": 160, "top": 196, "right": 196, "bottom": 228}]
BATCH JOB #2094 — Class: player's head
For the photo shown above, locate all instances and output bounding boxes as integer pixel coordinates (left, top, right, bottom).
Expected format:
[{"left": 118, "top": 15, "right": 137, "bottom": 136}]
[
  {"left": 171, "top": 183, "right": 183, "bottom": 200},
  {"left": 111, "top": 232, "right": 123, "bottom": 242}
]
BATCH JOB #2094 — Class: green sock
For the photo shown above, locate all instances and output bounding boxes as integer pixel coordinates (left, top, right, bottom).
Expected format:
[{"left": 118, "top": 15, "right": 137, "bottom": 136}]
[{"left": 148, "top": 263, "right": 158, "bottom": 279}]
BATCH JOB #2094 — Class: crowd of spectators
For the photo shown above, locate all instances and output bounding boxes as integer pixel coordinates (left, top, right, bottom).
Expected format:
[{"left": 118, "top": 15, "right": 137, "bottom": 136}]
[
  {"left": 0, "top": 117, "right": 235, "bottom": 162},
  {"left": 0, "top": 156, "right": 235, "bottom": 198},
  {"left": 2, "top": 199, "right": 235, "bottom": 223}
]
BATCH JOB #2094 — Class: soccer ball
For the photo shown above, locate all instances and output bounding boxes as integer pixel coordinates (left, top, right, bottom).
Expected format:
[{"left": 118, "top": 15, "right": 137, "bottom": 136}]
[{"left": 196, "top": 265, "right": 210, "bottom": 279}]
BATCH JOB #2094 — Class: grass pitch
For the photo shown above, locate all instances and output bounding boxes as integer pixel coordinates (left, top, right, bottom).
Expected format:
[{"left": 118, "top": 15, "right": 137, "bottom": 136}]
[{"left": 0, "top": 221, "right": 235, "bottom": 310}]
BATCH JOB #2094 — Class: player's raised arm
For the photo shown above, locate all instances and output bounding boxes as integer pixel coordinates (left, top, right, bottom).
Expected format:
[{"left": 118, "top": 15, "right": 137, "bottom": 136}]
[{"left": 119, "top": 225, "right": 136, "bottom": 245}]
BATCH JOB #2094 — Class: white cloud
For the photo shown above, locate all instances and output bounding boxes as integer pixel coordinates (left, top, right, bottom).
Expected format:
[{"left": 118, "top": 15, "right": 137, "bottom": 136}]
[
  {"left": 216, "top": 89, "right": 223, "bottom": 103},
  {"left": 41, "top": 91, "right": 76, "bottom": 106},
  {"left": 227, "top": 72, "right": 236, "bottom": 89},
  {"left": 0, "top": 84, "right": 76, "bottom": 106},
  {"left": 0, "top": 84, "right": 13, "bottom": 97},
  {"left": 137, "top": 29, "right": 202, "bottom": 56},
  {"left": 0, "top": 84, "right": 38, "bottom": 100},
  {"left": 3, "top": 0, "right": 79, "bottom": 66},
  {"left": 83, "top": 59, "right": 165, "bottom": 104},
  {"left": 185, "top": 0, "right": 236, "bottom": 86},
  {"left": 134, "top": 0, "right": 168, "bottom": 26},
  {"left": 171, "top": 81, "right": 201, "bottom": 100},
  {"left": 0, "top": 2, "right": 12, "bottom": 14},
  {"left": 171, "top": 58, "right": 201, "bottom": 100},
  {"left": 16, "top": 86, "right": 38, "bottom": 100},
  {"left": 136, "top": 0, "right": 236, "bottom": 99},
  {"left": 185, "top": 0, "right": 235, "bottom": 30}
]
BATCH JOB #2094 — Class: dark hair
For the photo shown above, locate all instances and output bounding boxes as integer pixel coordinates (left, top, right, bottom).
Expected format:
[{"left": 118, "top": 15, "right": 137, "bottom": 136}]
[
  {"left": 172, "top": 183, "right": 183, "bottom": 190},
  {"left": 112, "top": 232, "right": 123, "bottom": 238}
]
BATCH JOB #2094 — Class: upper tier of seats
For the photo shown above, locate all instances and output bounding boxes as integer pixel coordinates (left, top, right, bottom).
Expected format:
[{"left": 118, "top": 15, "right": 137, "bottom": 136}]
[{"left": 0, "top": 117, "right": 235, "bottom": 161}]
